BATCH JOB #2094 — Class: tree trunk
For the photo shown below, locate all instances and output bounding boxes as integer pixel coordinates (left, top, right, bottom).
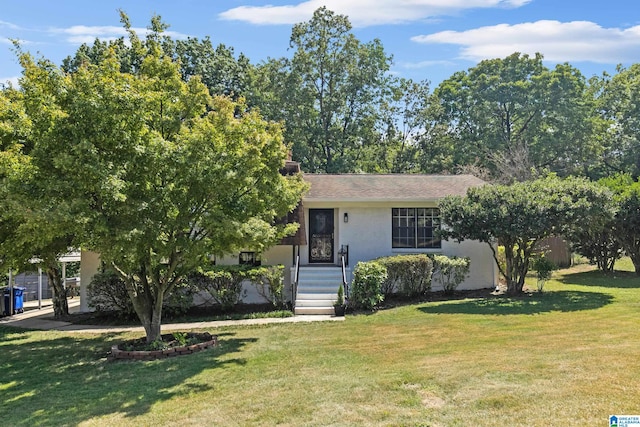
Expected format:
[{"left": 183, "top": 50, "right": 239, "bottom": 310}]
[
  {"left": 130, "top": 292, "right": 164, "bottom": 343},
  {"left": 142, "top": 314, "right": 162, "bottom": 343},
  {"left": 46, "top": 264, "right": 68, "bottom": 318},
  {"left": 114, "top": 260, "right": 179, "bottom": 343},
  {"left": 143, "top": 296, "right": 164, "bottom": 343},
  {"left": 504, "top": 244, "right": 530, "bottom": 295},
  {"left": 504, "top": 246, "right": 525, "bottom": 295},
  {"left": 127, "top": 281, "right": 167, "bottom": 343},
  {"left": 506, "top": 277, "right": 525, "bottom": 295}
]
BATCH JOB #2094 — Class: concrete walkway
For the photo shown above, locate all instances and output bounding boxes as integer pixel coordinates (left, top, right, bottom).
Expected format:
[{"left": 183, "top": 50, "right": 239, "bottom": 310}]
[{"left": 0, "top": 298, "right": 343, "bottom": 333}]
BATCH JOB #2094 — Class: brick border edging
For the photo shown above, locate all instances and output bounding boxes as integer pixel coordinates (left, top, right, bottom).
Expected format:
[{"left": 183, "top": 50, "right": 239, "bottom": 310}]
[{"left": 109, "top": 332, "right": 218, "bottom": 361}]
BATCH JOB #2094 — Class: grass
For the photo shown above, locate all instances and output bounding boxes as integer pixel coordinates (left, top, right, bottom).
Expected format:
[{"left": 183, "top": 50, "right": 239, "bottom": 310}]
[
  {"left": 65, "top": 306, "right": 294, "bottom": 326},
  {"left": 2, "top": 259, "right": 640, "bottom": 426}
]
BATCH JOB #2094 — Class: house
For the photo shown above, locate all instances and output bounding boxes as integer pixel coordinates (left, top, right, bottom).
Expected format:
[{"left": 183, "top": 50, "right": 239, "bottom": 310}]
[
  {"left": 78, "top": 172, "right": 498, "bottom": 314},
  {"left": 212, "top": 172, "right": 497, "bottom": 314}
]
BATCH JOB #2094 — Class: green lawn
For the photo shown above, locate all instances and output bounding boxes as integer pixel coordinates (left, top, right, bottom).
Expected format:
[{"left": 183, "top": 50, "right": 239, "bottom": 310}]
[{"left": 2, "top": 260, "right": 640, "bottom": 426}]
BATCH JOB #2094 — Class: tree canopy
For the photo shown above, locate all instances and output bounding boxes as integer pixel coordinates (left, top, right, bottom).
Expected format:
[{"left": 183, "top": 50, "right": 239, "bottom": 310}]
[
  {"left": 599, "top": 174, "right": 640, "bottom": 275},
  {"left": 254, "top": 7, "right": 393, "bottom": 173},
  {"left": 594, "top": 64, "right": 640, "bottom": 178},
  {"left": 0, "top": 63, "right": 78, "bottom": 316},
  {"left": 2, "top": 23, "right": 306, "bottom": 341},
  {"left": 435, "top": 53, "right": 595, "bottom": 182},
  {"left": 52, "top": 9, "right": 640, "bottom": 181},
  {"left": 439, "top": 176, "right": 611, "bottom": 294}
]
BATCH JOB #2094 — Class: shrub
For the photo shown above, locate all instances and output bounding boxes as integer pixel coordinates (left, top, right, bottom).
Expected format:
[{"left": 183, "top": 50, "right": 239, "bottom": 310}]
[
  {"left": 532, "top": 256, "right": 556, "bottom": 292},
  {"left": 432, "top": 255, "right": 470, "bottom": 294},
  {"left": 251, "top": 265, "right": 288, "bottom": 309},
  {"left": 350, "top": 261, "right": 387, "bottom": 310},
  {"left": 88, "top": 270, "right": 135, "bottom": 318},
  {"left": 377, "top": 254, "right": 433, "bottom": 297},
  {"left": 164, "top": 281, "right": 198, "bottom": 316},
  {"left": 335, "top": 282, "right": 345, "bottom": 307},
  {"left": 187, "top": 266, "right": 251, "bottom": 311},
  {"left": 88, "top": 269, "right": 196, "bottom": 318}
]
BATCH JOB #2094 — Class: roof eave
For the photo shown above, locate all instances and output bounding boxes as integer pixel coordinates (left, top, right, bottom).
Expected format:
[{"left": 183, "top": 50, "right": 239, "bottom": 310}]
[{"left": 303, "top": 197, "right": 443, "bottom": 203}]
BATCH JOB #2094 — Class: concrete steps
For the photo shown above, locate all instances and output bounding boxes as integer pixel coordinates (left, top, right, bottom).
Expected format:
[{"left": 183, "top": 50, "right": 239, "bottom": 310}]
[{"left": 294, "top": 267, "right": 344, "bottom": 315}]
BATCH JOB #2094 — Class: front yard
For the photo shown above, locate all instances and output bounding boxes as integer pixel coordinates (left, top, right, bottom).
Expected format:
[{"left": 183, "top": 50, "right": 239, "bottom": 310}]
[{"left": 1, "top": 260, "right": 639, "bottom": 426}]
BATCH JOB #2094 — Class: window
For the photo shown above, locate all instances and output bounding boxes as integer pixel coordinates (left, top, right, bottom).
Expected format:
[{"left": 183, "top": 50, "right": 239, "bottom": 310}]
[
  {"left": 239, "top": 252, "right": 261, "bottom": 266},
  {"left": 392, "top": 208, "right": 441, "bottom": 249}
]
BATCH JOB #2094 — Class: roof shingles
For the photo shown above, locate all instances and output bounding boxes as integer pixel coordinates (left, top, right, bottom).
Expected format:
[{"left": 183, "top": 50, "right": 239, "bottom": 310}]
[{"left": 303, "top": 174, "right": 486, "bottom": 202}]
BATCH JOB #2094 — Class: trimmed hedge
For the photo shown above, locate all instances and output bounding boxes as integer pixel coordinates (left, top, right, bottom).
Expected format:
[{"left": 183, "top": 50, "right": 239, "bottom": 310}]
[
  {"left": 350, "top": 261, "right": 387, "bottom": 310},
  {"left": 251, "top": 265, "right": 288, "bottom": 309},
  {"left": 376, "top": 254, "right": 433, "bottom": 297},
  {"left": 432, "top": 255, "right": 470, "bottom": 294},
  {"left": 187, "top": 264, "right": 287, "bottom": 311},
  {"left": 88, "top": 269, "right": 196, "bottom": 318},
  {"left": 187, "top": 265, "right": 253, "bottom": 311}
]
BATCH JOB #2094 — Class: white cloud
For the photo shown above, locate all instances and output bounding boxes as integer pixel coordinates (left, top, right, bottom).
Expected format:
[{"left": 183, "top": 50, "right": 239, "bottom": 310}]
[
  {"left": 412, "top": 20, "right": 640, "bottom": 64},
  {"left": 219, "top": 0, "right": 531, "bottom": 27},
  {"left": 1, "top": 36, "right": 35, "bottom": 48},
  {"left": 0, "top": 76, "right": 20, "bottom": 87},
  {"left": 51, "top": 25, "right": 189, "bottom": 45},
  {"left": 399, "top": 59, "right": 457, "bottom": 69},
  {"left": 0, "top": 20, "right": 23, "bottom": 30}
]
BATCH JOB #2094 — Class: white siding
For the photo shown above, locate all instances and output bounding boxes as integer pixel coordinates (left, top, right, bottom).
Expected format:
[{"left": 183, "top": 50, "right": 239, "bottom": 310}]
[
  {"left": 283, "top": 201, "right": 498, "bottom": 290},
  {"left": 81, "top": 199, "right": 497, "bottom": 310}
]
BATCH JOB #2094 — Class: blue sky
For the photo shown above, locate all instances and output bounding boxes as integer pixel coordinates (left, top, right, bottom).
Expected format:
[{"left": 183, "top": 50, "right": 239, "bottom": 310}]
[{"left": 1, "top": 0, "right": 638, "bottom": 87}]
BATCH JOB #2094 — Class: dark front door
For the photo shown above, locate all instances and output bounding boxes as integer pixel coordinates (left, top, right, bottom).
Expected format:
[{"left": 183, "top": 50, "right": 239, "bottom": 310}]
[{"left": 309, "top": 209, "right": 334, "bottom": 263}]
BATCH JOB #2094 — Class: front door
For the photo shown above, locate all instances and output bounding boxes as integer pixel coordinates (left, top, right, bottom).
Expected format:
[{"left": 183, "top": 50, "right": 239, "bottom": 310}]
[{"left": 309, "top": 209, "right": 334, "bottom": 263}]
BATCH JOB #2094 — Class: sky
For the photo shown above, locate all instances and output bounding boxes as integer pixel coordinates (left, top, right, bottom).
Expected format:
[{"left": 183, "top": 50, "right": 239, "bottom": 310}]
[{"left": 1, "top": 0, "right": 639, "bottom": 88}]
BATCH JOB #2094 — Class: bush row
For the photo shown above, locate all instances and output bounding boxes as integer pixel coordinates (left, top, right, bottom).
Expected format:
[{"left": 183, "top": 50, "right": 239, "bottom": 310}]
[
  {"left": 349, "top": 254, "right": 470, "bottom": 310},
  {"left": 89, "top": 254, "right": 472, "bottom": 317},
  {"left": 88, "top": 264, "right": 287, "bottom": 318}
]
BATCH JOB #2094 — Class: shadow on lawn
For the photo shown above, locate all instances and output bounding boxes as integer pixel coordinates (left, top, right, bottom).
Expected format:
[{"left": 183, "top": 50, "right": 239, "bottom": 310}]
[
  {"left": 559, "top": 269, "right": 640, "bottom": 289},
  {"left": 0, "top": 326, "right": 256, "bottom": 425},
  {"left": 418, "top": 290, "right": 613, "bottom": 316}
]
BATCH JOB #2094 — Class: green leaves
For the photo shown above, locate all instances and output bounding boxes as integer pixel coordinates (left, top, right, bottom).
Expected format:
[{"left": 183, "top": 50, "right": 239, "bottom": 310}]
[
  {"left": 256, "top": 6, "right": 393, "bottom": 173},
  {"left": 598, "top": 174, "right": 640, "bottom": 274},
  {"left": 1, "top": 17, "right": 307, "bottom": 340},
  {"left": 440, "top": 176, "right": 610, "bottom": 293},
  {"left": 435, "top": 52, "right": 593, "bottom": 181},
  {"left": 594, "top": 64, "right": 640, "bottom": 177}
]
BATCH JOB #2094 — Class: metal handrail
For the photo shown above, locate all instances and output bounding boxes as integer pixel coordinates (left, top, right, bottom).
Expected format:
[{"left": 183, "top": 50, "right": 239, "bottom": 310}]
[
  {"left": 340, "top": 255, "right": 348, "bottom": 300},
  {"left": 292, "top": 255, "right": 300, "bottom": 310}
]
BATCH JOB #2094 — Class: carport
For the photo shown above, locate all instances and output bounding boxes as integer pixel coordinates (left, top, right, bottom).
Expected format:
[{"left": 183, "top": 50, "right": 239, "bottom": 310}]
[{"left": 3, "top": 252, "right": 81, "bottom": 315}]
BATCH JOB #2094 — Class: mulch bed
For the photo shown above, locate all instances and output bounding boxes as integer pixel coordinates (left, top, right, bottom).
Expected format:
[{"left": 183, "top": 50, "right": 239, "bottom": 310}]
[
  {"left": 108, "top": 332, "right": 218, "bottom": 361},
  {"left": 48, "top": 303, "right": 285, "bottom": 326}
]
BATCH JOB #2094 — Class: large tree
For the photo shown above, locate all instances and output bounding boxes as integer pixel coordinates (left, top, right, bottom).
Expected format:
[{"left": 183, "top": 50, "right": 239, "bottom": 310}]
[
  {"left": 255, "top": 7, "right": 393, "bottom": 173},
  {"left": 594, "top": 64, "right": 640, "bottom": 178},
  {"left": 566, "top": 178, "right": 620, "bottom": 272},
  {"left": 600, "top": 174, "right": 640, "bottom": 275},
  {"left": 353, "top": 78, "right": 455, "bottom": 174},
  {"left": 439, "top": 176, "right": 611, "bottom": 294},
  {"left": 9, "top": 26, "right": 306, "bottom": 341},
  {"left": 62, "top": 12, "right": 254, "bottom": 100},
  {"left": 435, "top": 53, "right": 595, "bottom": 182},
  {"left": 0, "top": 72, "right": 77, "bottom": 317}
]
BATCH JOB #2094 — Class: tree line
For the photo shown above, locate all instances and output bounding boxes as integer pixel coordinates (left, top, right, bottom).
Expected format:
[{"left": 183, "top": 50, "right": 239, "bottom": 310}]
[{"left": 60, "top": 7, "right": 640, "bottom": 181}]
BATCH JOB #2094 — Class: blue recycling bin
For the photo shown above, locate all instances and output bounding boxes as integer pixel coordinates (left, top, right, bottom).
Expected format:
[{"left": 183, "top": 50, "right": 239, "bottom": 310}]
[
  {"left": 3, "top": 287, "right": 26, "bottom": 315},
  {"left": 13, "top": 287, "right": 25, "bottom": 313}
]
